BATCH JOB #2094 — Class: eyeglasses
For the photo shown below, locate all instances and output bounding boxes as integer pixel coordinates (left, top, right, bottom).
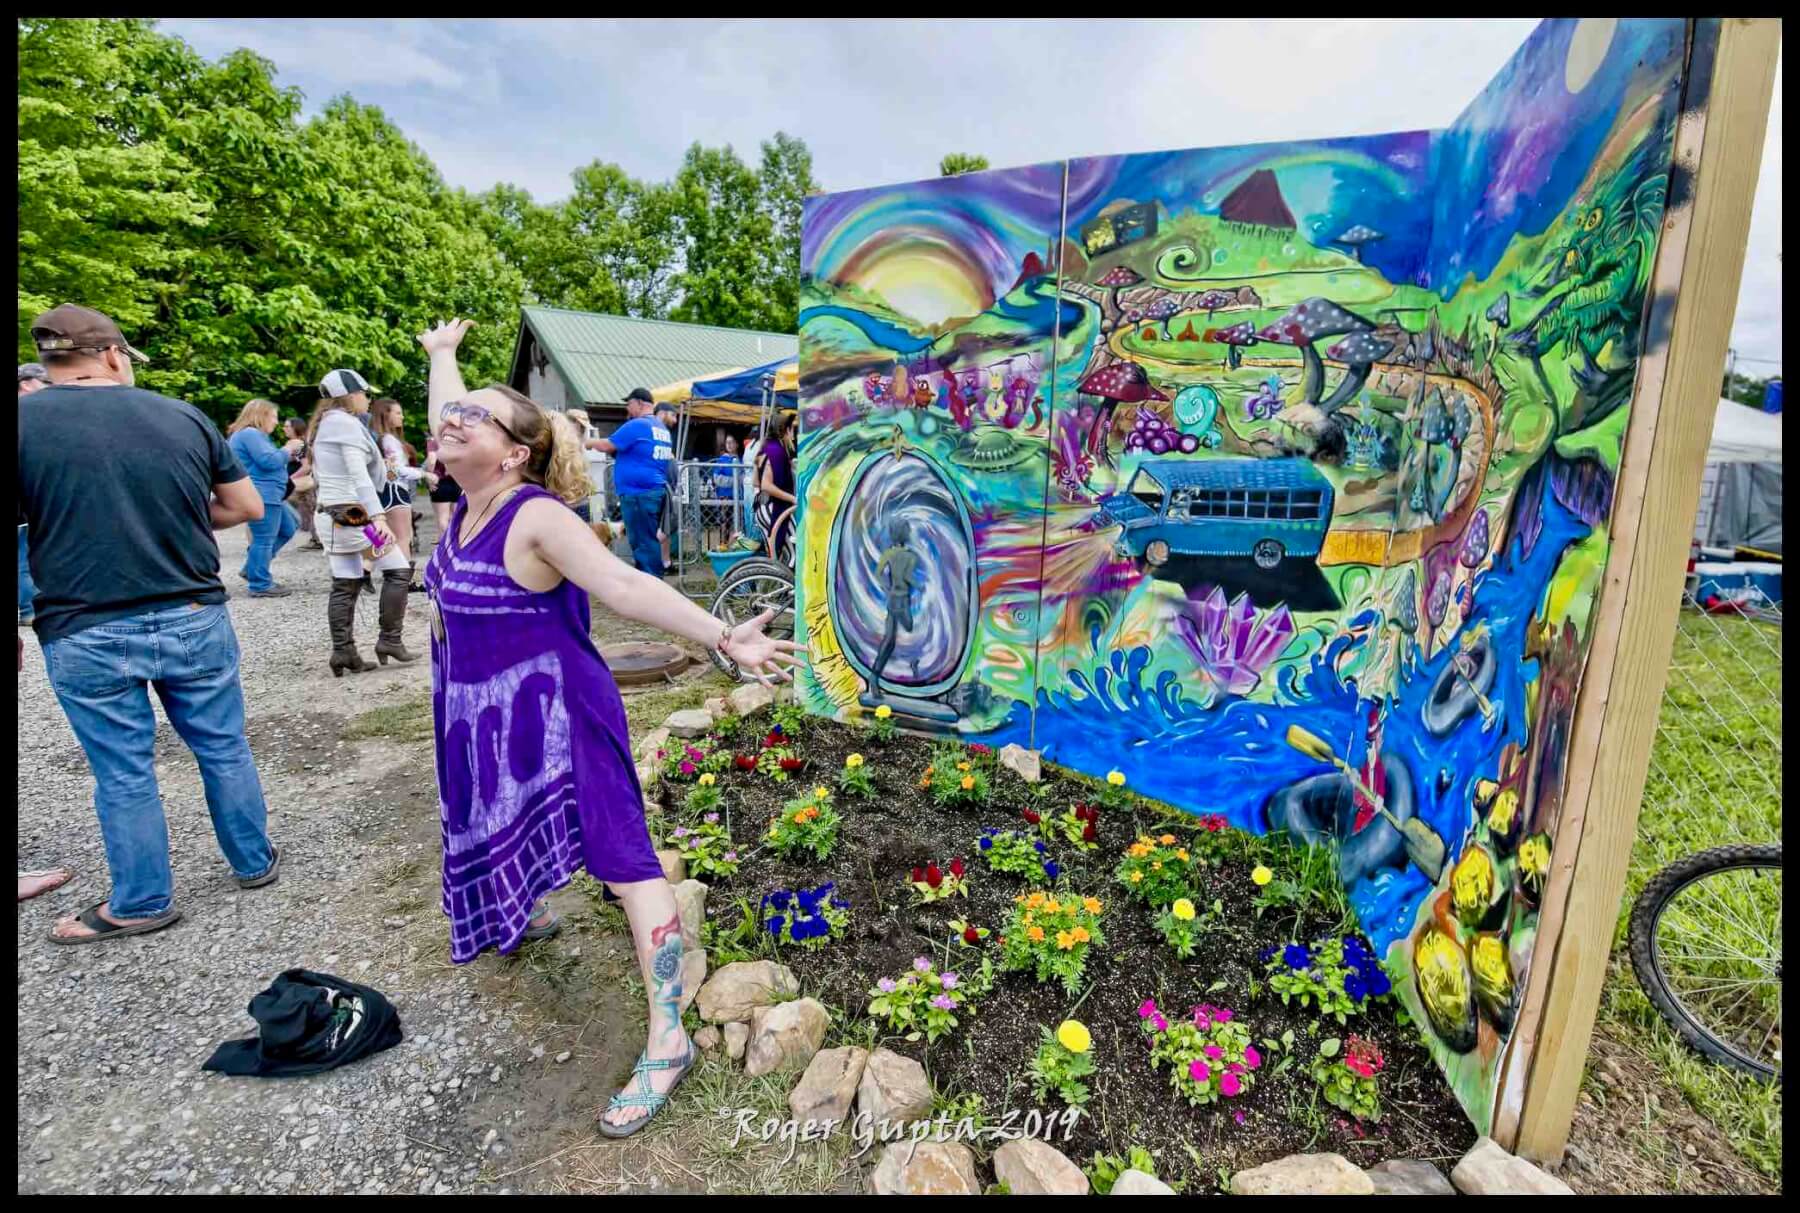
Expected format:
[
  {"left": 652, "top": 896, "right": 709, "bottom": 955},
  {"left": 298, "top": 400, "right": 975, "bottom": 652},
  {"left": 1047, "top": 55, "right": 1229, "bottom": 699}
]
[{"left": 442, "top": 399, "right": 525, "bottom": 446}]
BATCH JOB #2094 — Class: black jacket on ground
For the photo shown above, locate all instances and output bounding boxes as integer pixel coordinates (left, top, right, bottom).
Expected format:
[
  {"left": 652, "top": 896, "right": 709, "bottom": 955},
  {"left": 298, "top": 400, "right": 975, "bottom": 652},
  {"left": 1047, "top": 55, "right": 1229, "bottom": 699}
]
[{"left": 203, "top": 969, "right": 403, "bottom": 1077}]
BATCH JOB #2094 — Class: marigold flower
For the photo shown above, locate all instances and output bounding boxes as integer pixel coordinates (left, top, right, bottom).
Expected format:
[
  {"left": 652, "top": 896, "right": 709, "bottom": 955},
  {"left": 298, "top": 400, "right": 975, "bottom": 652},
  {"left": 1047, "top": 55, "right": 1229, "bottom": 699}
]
[
  {"left": 814, "top": 786, "right": 828, "bottom": 800},
  {"left": 1151, "top": 861, "right": 1162, "bottom": 871},
  {"left": 1043, "top": 899, "right": 1061, "bottom": 913},
  {"left": 960, "top": 775, "right": 975, "bottom": 791},
  {"left": 1070, "top": 926, "right": 1090, "bottom": 943},
  {"left": 1130, "top": 871, "right": 1144, "bottom": 884},
  {"left": 1251, "top": 865, "right": 1273, "bottom": 886},
  {"left": 1159, "top": 834, "right": 1176, "bottom": 846},
  {"left": 845, "top": 753, "right": 864, "bottom": 769},
  {"left": 919, "top": 777, "right": 931, "bottom": 788},
  {"left": 1055, "top": 931, "right": 1074, "bottom": 950},
  {"left": 1128, "top": 843, "right": 1150, "bottom": 858},
  {"left": 1056, "top": 1020, "right": 1091, "bottom": 1054},
  {"left": 956, "top": 761, "right": 971, "bottom": 772},
  {"left": 1106, "top": 770, "right": 1126, "bottom": 787},
  {"left": 874, "top": 705, "right": 893, "bottom": 719},
  {"left": 1175, "top": 849, "right": 1189, "bottom": 861},
  {"left": 1172, "top": 898, "right": 1196, "bottom": 921},
  {"left": 1027, "top": 925, "right": 1045, "bottom": 943},
  {"left": 1082, "top": 897, "right": 1102, "bottom": 914}
]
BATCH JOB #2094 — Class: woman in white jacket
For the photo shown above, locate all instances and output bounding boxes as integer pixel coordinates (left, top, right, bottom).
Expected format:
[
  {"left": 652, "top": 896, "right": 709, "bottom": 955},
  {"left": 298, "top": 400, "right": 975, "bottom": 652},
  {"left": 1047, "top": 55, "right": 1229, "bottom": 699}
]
[
  {"left": 306, "top": 370, "right": 417, "bottom": 675},
  {"left": 372, "top": 397, "right": 435, "bottom": 561}
]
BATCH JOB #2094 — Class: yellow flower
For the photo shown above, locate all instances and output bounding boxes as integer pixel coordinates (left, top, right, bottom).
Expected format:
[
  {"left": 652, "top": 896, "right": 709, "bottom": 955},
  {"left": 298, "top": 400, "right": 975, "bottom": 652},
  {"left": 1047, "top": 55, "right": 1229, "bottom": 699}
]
[
  {"left": 1055, "top": 930, "right": 1074, "bottom": 950},
  {"left": 698, "top": 773, "right": 716, "bottom": 787},
  {"left": 1130, "top": 871, "right": 1144, "bottom": 884},
  {"left": 875, "top": 705, "right": 892, "bottom": 719},
  {"left": 1151, "top": 861, "right": 1162, "bottom": 871},
  {"left": 846, "top": 753, "right": 864, "bottom": 769},
  {"left": 1106, "top": 770, "right": 1126, "bottom": 787},
  {"left": 1043, "top": 899, "right": 1061, "bottom": 914},
  {"left": 1252, "top": 865, "right": 1273, "bottom": 887},
  {"left": 1022, "top": 911, "right": 1035, "bottom": 925},
  {"left": 1128, "top": 843, "right": 1150, "bottom": 859},
  {"left": 814, "top": 786, "right": 829, "bottom": 800},
  {"left": 1082, "top": 897, "right": 1102, "bottom": 914},
  {"left": 1159, "top": 834, "right": 1176, "bottom": 846},
  {"left": 1027, "top": 925, "right": 1045, "bottom": 943},
  {"left": 919, "top": 777, "right": 931, "bottom": 789},
  {"left": 1056, "top": 1020, "right": 1092, "bottom": 1054},
  {"left": 957, "top": 761, "right": 971, "bottom": 772},
  {"left": 1070, "top": 926, "right": 1090, "bottom": 944},
  {"left": 1172, "top": 898, "right": 1196, "bottom": 921},
  {"left": 1175, "top": 849, "right": 1189, "bottom": 862},
  {"left": 960, "top": 775, "right": 975, "bottom": 791}
]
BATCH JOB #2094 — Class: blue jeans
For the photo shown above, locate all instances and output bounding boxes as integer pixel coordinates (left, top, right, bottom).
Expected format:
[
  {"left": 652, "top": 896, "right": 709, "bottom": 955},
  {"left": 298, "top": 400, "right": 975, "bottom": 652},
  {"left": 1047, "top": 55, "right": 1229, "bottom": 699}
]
[
  {"left": 620, "top": 493, "right": 665, "bottom": 579},
  {"left": 18, "top": 525, "right": 37, "bottom": 618},
  {"left": 242, "top": 501, "right": 298, "bottom": 591},
  {"left": 43, "top": 603, "right": 275, "bottom": 918}
]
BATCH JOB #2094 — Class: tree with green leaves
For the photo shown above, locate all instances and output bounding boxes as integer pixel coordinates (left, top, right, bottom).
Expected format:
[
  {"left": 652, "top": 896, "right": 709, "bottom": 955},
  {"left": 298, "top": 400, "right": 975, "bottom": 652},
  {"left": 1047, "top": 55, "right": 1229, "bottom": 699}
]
[{"left": 939, "top": 153, "right": 989, "bottom": 176}]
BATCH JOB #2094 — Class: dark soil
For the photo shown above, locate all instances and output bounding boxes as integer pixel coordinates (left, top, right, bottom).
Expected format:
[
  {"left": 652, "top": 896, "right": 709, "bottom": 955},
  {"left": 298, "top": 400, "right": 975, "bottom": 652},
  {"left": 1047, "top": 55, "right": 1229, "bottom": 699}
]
[{"left": 657, "top": 711, "right": 1477, "bottom": 1193}]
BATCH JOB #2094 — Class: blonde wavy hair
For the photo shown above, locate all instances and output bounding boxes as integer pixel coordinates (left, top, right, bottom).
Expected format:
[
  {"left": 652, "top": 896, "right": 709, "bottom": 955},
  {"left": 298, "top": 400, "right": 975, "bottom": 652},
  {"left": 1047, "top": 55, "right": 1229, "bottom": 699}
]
[
  {"left": 226, "top": 398, "right": 279, "bottom": 436},
  {"left": 482, "top": 384, "right": 592, "bottom": 506}
]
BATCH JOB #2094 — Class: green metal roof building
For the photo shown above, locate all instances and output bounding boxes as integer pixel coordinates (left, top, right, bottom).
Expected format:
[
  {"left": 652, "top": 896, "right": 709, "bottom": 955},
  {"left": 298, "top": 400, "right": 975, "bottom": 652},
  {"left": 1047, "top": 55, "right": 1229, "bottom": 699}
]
[{"left": 508, "top": 305, "right": 796, "bottom": 429}]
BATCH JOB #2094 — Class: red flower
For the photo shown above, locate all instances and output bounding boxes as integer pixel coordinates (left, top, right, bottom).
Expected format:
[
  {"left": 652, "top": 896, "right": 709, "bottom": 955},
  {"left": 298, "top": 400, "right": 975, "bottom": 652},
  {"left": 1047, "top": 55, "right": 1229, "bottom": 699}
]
[
  {"left": 911, "top": 867, "right": 925, "bottom": 883},
  {"left": 1082, "top": 822, "right": 1097, "bottom": 842},
  {"left": 970, "top": 743, "right": 991, "bottom": 755},
  {"left": 1022, "top": 809, "right": 1041, "bottom": 825},
  {"left": 735, "top": 754, "right": 757, "bottom": 771},
  {"left": 763, "top": 732, "right": 782, "bottom": 749},
  {"left": 779, "top": 757, "right": 804, "bottom": 772},
  {"left": 949, "top": 857, "right": 966, "bottom": 878},
  {"left": 925, "top": 864, "right": 943, "bottom": 888},
  {"left": 963, "top": 926, "right": 980, "bottom": 945}
]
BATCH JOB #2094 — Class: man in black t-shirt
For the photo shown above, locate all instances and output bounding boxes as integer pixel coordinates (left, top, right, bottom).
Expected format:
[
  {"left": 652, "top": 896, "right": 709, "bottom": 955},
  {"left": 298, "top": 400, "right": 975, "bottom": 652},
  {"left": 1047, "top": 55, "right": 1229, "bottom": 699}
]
[{"left": 17, "top": 304, "right": 282, "bottom": 945}]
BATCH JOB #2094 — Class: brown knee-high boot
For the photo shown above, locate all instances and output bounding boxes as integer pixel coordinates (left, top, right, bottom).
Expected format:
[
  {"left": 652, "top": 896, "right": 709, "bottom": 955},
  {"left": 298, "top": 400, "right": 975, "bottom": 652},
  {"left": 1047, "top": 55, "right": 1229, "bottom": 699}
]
[
  {"left": 328, "top": 577, "right": 372, "bottom": 676},
  {"left": 375, "top": 568, "right": 419, "bottom": 665}
]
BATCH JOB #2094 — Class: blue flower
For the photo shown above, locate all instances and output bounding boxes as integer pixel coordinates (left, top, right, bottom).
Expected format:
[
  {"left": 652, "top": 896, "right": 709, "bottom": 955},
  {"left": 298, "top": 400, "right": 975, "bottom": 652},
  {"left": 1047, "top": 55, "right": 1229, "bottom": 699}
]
[
  {"left": 1258, "top": 945, "right": 1278, "bottom": 965},
  {"left": 979, "top": 836, "right": 993, "bottom": 851},
  {"left": 765, "top": 915, "right": 785, "bottom": 937},
  {"left": 1034, "top": 841, "right": 1047, "bottom": 854},
  {"left": 764, "top": 890, "right": 793, "bottom": 910},
  {"left": 1283, "top": 944, "right": 1311, "bottom": 970},
  {"left": 1344, "top": 971, "right": 1367, "bottom": 1003},
  {"left": 1043, "top": 860, "right": 1061, "bottom": 881},
  {"left": 1365, "top": 969, "right": 1392, "bottom": 998},
  {"left": 831, "top": 898, "right": 850, "bottom": 910}
]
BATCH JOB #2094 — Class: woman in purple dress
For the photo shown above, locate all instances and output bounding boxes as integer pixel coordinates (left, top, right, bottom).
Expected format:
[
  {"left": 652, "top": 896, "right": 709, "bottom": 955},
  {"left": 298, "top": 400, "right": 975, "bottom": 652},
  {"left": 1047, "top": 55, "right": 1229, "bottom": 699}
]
[{"left": 416, "top": 318, "right": 803, "bottom": 1137}]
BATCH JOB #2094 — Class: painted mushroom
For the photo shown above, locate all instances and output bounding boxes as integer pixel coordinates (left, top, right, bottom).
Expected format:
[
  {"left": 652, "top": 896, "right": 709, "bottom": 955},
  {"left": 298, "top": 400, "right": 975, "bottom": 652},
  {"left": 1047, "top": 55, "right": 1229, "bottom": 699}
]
[
  {"left": 1484, "top": 293, "right": 1512, "bottom": 362},
  {"left": 1334, "top": 224, "right": 1384, "bottom": 263},
  {"left": 1094, "top": 265, "right": 1144, "bottom": 330},
  {"left": 1254, "top": 297, "right": 1375, "bottom": 407},
  {"left": 1320, "top": 329, "right": 1396, "bottom": 413},
  {"left": 1207, "top": 319, "right": 1259, "bottom": 370},
  {"left": 1143, "top": 296, "right": 1182, "bottom": 339},
  {"left": 1076, "top": 360, "right": 1167, "bottom": 467}
]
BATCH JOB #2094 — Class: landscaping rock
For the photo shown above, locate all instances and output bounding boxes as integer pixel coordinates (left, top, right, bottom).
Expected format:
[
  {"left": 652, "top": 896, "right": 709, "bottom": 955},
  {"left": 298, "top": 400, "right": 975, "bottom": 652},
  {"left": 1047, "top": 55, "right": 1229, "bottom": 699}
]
[
  {"left": 1110, "top": 1169, "right": 1175, "bottom": 1195},
  {"left": 637, "top": 727, "right": 671, "bottom": 762},
  {"left": 723, "top": 1022, "right": 749, "bottom": 1061},
  {"left": 693, "top": 1026, "right": 720, "bottom": 1052},
  {"left": 656, "top": 849, "right": 686, "bottom": 884},
  {"left": 744, "top": 998, "right": 828, "bottom": 1078},
  {"left": 773, "top": 682, "right": 795, "bottom": 706},
  {"left": 664, "top": 708, "right": 713, "bottom": 738},
  {"left": 1452, "top": 1137, "right": 1574, "bottom": 1195},
  {"left": 696, "top": 960, "right": 800, "bottom": 1024},
  {"left": 998, "top": 743, "right": 1042, "bottom": 782},
  {"left": 1229, "top": 1153, "right": 1374, "bottom": 1196},
  {"left": 787, "top": 1046, "right": 868, "bottom": 1123},
  {"left": 678, "top": 949, "right": 706, "bottom": 1014},
  {"left": 868, "top": 1141, "right": 982, "bottom": 1196},
  {"left": 856, "top": 1048, "right": 933, "bottom": 1132},
  {"left": 729, "top": 682, "right": 776, "bottom": 717},
  {"left": 1367, "top": 1158, "right": 1455, "bottom": 1196},
  {"left": 673, "top": 879, "right": 708, "bottom": 949},
  {"left": 704, "top": 695, "right": 733, "bottom": 719},
  {"left": 992, "top": 1138, "right": 1088, "bottom": 1195}
]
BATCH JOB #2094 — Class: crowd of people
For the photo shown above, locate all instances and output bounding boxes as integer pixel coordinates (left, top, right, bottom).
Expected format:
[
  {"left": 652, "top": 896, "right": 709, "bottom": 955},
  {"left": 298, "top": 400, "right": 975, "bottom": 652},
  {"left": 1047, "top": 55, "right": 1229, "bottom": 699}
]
[{"left": 16, "top": 303, "right": 803, "bottom": 1138}]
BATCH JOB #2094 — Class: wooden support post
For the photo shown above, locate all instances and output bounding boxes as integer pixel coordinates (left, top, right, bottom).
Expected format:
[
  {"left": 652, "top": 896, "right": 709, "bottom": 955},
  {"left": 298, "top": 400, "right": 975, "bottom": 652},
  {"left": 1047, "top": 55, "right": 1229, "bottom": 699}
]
[{"left": 1494, "top": 17, "right": 1781, "bottom": 1163}]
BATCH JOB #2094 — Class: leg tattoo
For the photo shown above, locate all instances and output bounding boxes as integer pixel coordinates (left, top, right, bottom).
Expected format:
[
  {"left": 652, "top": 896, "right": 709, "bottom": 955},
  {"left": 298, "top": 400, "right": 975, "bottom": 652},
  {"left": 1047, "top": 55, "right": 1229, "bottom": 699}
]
[{"left": 647, "top": 913, "right": 685, "bottom": 1047}]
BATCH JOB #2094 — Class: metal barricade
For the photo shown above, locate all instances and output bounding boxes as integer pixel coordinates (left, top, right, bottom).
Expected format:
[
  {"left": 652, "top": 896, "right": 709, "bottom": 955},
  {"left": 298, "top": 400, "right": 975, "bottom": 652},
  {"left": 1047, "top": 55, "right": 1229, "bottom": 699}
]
[{"left": 666, "top": 460, "right": 760, "bottom": 597}]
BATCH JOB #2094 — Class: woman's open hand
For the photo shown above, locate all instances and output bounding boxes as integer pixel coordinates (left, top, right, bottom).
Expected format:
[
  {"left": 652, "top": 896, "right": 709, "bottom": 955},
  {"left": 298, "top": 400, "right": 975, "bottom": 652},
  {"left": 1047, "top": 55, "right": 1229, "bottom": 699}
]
[
  {"left": 418, "top": 318, "right": 475, "bottom": 355},
  {"left": 720, "top": 608, "right": 807, "bottom": 686}
]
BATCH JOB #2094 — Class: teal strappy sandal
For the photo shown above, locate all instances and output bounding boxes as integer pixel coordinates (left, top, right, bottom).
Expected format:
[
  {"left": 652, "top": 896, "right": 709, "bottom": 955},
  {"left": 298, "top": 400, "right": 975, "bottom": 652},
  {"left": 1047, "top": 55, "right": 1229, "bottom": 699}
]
[{"left": 596, "top": 1041, "right": 697, "bottom": 1139}]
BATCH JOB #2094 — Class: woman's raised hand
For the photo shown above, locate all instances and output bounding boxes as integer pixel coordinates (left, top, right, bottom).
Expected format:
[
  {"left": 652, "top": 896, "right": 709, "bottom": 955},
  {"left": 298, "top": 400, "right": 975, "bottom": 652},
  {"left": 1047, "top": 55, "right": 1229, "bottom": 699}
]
[
  {"left": 721, "top": 608, "right": 808, "bottom": 687},
  {"left": 418, "top": 318, "right": 475, "bottom": 355}
]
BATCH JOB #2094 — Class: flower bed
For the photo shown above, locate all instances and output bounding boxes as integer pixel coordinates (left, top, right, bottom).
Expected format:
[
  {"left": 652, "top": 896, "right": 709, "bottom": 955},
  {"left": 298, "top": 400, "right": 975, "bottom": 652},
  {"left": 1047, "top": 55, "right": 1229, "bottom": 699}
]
[{"left": 658, "top": 707, "right": 1475, "bottom": 1188}]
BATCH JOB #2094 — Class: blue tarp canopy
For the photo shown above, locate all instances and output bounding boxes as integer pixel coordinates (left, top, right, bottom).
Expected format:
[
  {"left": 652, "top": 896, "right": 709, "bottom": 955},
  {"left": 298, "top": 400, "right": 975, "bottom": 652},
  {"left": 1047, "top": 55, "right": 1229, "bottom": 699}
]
[{"left": 688, "top": 358, "right": 798, "bottom": 409}]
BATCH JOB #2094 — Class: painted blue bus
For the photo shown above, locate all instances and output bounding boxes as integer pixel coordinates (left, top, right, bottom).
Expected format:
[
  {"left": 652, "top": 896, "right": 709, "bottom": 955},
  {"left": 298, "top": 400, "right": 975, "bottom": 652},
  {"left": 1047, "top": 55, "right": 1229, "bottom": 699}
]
[{"left": 1096, "top": 457, "right": 1335, "bottom": 570}]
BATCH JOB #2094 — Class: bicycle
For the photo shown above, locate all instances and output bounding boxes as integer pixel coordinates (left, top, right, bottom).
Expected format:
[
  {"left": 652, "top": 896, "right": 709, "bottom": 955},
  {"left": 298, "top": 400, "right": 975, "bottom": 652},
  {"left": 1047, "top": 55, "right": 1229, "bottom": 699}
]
[
  {"left": 1627, "top": 843, "right": 1782, "bottom": 1082},
  {"left": 708, "top": 505, "right": 796, "bottom": 681}
]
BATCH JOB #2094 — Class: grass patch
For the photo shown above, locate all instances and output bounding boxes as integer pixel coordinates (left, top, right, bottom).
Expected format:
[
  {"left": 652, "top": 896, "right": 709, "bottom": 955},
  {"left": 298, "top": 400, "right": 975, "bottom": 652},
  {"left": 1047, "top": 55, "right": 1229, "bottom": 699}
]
[
  {"left": 343, "top": 695, "right": 435, "bottom": 743},
  {"left": 622, "top": 674, "right": 734, "bottom": 739},
  {"left": 1597, "top": 609, "right": 1782, "bottom": 1179}
]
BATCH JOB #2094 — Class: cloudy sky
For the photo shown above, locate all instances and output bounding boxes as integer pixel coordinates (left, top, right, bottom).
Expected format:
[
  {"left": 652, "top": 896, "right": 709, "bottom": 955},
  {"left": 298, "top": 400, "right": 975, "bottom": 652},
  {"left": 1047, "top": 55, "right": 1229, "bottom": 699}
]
[{"left": 160, "top": 18, "right": 1782, "bottom": 374}]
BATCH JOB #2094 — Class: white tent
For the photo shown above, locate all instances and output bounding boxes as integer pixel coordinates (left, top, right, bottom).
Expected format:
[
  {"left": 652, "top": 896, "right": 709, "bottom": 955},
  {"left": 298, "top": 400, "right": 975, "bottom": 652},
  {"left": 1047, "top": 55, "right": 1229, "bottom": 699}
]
[
  {"left": 1708, "top": 396, "right": 1783, "bottom": 463},
  {"left": 1694, "top": 398, "right": 1782, "bottom": 553}
]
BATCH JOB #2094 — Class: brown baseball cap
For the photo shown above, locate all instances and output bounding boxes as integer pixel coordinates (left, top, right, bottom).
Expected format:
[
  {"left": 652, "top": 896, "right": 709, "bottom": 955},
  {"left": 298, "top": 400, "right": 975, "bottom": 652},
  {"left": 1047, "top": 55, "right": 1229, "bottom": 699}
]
[{"left": 29, "top": 303, "right": 149, "bottom": 363}]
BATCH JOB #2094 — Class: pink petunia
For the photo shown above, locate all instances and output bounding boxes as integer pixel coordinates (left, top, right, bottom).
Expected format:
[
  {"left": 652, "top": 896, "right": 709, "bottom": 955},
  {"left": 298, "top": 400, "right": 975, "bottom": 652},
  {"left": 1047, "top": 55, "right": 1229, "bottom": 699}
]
[
  {"left": 679, "top": 761, "right": 696, "bottom": 775},
  {"left": 1188, "top": 1059, "right": 1210, "bottom": 1084},
  {"left": 1234, "top": 1110, "right": 1246, "bottom": 1125},
  {"left": 1243, "top": 1046, "right": 1262, "bottom": 1070},
  {"left": 1221, "top": 1072, "right": 1242, "bottom": 1097},
  {"left": 1152, "top": 1014, "right": 1168, "bottom": 1032},
  {"left": 1213, "top": 1008, "right": 1233, "bottom": 1023},
  {"left": 1204, "top": 1045, "right": 1223, "bottom": 1059}
]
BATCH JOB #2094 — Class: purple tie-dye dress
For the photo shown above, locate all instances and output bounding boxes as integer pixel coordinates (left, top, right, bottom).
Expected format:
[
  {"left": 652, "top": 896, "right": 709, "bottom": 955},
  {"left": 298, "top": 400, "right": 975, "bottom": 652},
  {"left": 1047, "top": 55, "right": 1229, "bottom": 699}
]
[{"left": 423, "top": 485, "right": 663, "bottom": 963}]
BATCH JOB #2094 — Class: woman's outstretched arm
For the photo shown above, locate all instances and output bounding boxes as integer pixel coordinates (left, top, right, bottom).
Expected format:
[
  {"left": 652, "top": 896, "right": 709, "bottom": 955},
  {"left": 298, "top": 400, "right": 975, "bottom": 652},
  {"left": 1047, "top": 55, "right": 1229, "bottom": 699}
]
[{"left": 419, "top": 318, "right": 475, "bottom": 437}]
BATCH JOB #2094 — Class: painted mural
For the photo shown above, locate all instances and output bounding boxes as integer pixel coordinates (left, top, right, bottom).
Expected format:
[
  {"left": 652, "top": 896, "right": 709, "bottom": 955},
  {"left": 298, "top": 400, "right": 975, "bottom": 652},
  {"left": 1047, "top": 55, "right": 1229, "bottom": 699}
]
[{"left": 792, "top": 17, "right": 1692, "bottom": 1132}]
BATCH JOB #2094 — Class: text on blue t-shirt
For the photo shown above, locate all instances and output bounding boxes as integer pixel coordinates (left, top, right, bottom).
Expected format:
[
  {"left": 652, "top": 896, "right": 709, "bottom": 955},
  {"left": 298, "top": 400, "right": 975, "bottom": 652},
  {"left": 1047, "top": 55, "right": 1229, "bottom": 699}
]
[{"left": 610, "top": 416, "right": 673, "bottom": 496}]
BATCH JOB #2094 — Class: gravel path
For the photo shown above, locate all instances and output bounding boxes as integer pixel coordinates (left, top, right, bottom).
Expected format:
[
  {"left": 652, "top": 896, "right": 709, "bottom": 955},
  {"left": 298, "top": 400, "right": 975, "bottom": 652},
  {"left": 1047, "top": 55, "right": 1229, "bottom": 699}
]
[{"left": 15, "top": 515, "right": 648, "bottom": 1195}]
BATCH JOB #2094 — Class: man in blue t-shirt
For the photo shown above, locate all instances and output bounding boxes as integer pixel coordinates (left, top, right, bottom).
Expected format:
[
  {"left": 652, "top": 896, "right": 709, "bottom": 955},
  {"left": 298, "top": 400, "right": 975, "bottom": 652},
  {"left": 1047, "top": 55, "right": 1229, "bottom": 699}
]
[{"left": 587, "top": 387, "right": 672, "bottom": 577}]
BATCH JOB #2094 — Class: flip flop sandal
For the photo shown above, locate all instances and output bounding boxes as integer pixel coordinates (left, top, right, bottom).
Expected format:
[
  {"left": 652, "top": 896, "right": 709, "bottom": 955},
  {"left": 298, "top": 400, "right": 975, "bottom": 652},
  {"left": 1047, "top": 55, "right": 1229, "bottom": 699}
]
[
  {"left": 522, "top": 910, "right": 563, "bottom": 942},
  {"left": 48, "top": 901, "right": 182, "bottom": 946},
  {"left": 237, "top": 845, "right": 281, "bottom": 890},
  {"left": 17, "top": 867, "right": 74, "bottom": 901},
  {"left": 596, "top": 1044, "right": 697, "bottom": 1139}
]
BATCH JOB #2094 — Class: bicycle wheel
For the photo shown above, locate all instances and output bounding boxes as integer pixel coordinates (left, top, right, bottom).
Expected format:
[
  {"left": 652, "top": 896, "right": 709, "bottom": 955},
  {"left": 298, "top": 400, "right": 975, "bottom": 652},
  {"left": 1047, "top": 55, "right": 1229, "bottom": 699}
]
[
  {"left": 1628, "top": 844, "right": 1782, "bottom": 1082},
  {"left": 707, "top": 558, "right": 795, "bottom": 681}
]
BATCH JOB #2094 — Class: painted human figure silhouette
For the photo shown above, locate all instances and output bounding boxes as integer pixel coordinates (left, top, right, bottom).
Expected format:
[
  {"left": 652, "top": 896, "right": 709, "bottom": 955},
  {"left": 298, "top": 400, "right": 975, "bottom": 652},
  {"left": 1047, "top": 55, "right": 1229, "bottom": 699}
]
[{"left": 870, "top": 518, "right": 920, "bottom": 695}]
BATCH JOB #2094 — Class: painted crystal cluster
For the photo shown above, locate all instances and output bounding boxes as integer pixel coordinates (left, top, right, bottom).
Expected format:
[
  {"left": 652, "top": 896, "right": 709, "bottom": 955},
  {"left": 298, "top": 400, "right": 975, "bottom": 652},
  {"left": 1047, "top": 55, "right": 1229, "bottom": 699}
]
[{"left": 1177, "top": 586, "right": 1296, "bottom": 697}]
